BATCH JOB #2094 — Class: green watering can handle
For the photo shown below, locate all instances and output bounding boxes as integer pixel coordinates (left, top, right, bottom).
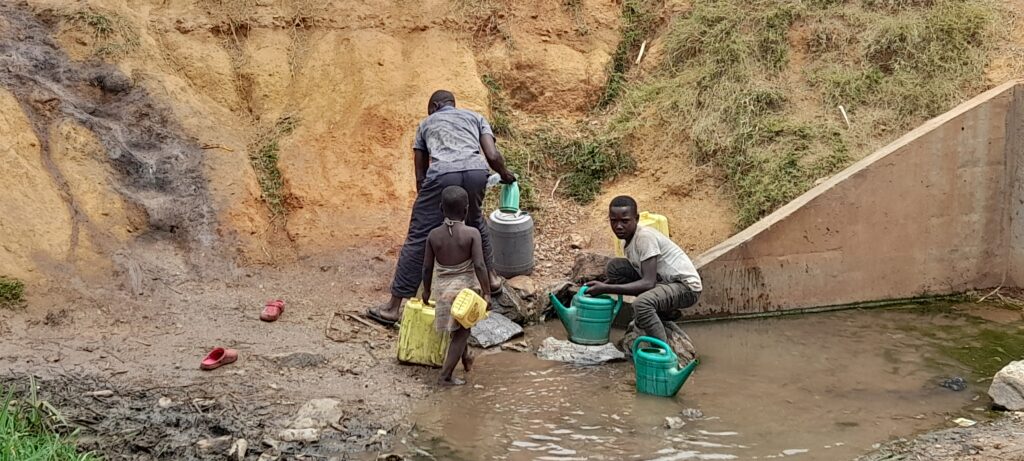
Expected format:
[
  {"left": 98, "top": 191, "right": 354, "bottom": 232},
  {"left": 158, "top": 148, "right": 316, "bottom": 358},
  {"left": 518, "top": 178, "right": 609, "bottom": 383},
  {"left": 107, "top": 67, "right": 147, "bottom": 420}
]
[
  {"left": 632, "top": 336, "right": 676, "bottom": 358},
  {"left": 578, "top": 285, "right": 589, "bottom": 297},
  {"left": 612, "top": 294, "right": 623, "bottom": 319}
]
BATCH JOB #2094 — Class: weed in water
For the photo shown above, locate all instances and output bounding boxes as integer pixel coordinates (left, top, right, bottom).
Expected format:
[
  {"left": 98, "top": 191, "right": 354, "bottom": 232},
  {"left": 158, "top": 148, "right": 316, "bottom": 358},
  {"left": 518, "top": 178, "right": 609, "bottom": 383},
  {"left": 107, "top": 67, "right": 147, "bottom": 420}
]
[
  {"left": 1, "top": 381, "right": 99, "bottom": 460},
  {"left": 250, "top": 116, "right": 298, "bottom": 217},
  {"left": 0, "top": 276, "right": 24, "bottom": 309}
]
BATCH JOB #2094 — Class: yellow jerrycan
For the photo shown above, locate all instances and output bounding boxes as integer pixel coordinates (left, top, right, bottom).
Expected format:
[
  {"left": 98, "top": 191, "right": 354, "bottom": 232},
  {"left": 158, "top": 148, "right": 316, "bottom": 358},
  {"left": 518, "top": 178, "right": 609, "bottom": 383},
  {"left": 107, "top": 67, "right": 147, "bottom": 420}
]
[
  {"left": 612, "top": 211, "right": 670, "bottom": 257},
  {"left": 397, "top": 298, "right": 451, "bottom": 367},
  {"left": 451, "top": 288, "right": 489, "bottom": 328}
]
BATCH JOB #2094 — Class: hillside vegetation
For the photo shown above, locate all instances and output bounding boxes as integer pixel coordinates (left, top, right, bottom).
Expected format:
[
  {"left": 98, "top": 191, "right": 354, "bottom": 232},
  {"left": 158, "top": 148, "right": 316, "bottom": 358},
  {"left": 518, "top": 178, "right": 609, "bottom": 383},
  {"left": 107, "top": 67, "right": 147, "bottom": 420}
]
[{"left": 602, "top": 0, "right": 999, "bottom": 227}]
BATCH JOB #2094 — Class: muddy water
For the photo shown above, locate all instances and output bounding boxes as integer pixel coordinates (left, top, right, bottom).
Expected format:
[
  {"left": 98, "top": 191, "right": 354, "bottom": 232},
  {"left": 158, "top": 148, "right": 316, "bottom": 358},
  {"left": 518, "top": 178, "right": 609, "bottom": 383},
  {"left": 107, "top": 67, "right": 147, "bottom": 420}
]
[{"left": 407, "top": 306, "right": 1018, "bottom": 460}]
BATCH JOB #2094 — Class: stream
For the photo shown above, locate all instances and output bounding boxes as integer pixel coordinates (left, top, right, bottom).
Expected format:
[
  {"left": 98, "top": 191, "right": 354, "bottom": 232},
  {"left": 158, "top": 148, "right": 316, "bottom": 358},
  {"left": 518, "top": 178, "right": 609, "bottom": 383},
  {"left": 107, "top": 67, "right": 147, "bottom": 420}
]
[{"left": 404, "top": 303, "right": 1024, "bottom": 460}]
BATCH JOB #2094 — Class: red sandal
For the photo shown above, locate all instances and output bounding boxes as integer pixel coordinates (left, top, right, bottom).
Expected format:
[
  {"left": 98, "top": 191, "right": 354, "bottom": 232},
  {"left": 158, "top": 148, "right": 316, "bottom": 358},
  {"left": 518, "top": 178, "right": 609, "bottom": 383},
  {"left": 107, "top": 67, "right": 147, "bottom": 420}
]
[
  {"left": 260, "top": 299, "right": 285, "bottom": 322},
  {"left": 200, "top": 347, "right": 238, "bottom": 370}
]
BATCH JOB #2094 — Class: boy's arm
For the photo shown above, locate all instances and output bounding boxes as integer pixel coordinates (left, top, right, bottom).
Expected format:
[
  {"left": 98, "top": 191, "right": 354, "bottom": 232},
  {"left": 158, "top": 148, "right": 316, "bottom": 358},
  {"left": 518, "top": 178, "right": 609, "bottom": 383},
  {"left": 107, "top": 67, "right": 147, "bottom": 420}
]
[
  {"left": 421, "top": 232, "right": 436, "bottom": 303},
  {"left": 470, "top": 230, "right": 491, "bottom": 302},
  {"left": 414, "top": 148, "right": 429, "bottom": 192},
  {"left": 585, "top": 257, "right": 658, "bottom": 296}
]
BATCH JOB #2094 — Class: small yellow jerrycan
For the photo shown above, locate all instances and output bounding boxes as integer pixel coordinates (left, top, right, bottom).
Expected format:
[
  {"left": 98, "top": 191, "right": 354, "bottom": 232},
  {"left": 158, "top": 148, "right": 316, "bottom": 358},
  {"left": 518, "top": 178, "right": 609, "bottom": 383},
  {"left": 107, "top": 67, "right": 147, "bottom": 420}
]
[
  {"left": 397, "top": 298, "right": 451, "bottom": 367},
  {"left": 451, "top": 288, "right": 489, "bottom": 328},
  {"left": 612, "top": 211, "right": 670, "bottom": 257}
]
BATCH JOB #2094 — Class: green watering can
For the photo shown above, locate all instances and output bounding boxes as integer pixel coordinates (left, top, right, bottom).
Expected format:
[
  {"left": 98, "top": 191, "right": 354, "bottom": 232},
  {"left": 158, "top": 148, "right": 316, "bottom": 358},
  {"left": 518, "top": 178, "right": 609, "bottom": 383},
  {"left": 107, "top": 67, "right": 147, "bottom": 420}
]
[
  {"left": 633, "top": 336, "right": 699, "bottom": 397},
  {"left": 549, "top": 285, "right": 622, "bottom": 345},
  {"left": 499, "top": 181, "right": 520, "bottom": 213}
]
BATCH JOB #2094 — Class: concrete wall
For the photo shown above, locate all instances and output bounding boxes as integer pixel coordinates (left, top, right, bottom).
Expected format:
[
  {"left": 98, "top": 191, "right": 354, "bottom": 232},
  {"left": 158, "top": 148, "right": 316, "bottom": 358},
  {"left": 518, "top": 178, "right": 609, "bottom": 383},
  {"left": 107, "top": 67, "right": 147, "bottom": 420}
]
[{"left": 690, "top": 81, "right": 1022, "bottom": 319}]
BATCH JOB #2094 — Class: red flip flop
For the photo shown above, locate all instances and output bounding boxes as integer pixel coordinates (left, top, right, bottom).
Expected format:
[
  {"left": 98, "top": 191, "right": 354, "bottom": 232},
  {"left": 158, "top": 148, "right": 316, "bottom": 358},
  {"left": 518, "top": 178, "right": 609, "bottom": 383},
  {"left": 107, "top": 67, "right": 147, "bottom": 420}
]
[
  {"left": 260, "top": 299, "right": 285, "bottom": 322},
  {"left": 200, "top": 347, "right": 238, "bottom": 370}
]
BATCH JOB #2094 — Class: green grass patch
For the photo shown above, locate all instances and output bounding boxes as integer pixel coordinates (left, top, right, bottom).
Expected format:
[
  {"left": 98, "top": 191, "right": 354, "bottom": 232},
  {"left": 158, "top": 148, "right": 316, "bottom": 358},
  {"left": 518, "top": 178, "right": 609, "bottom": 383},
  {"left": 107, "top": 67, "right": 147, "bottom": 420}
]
[
  {"left": 0, "top": 277, "right": 24, "bottom": 309},
  {"left": 65, "top": 9, "right": 140, "bottom": 58},
  {"left": 598, "top": 0, "right": 660, "bottom": 108},
  {"left": 608, "top": 0, "right": 994, "bottom": 228},
  {"left": 563, "top": 0, "right": 590, "bottom": 36},
  {"left": 1, "top": 381, "right": 99, "bottom": 460},
  {"left": 482, "top": 74, "right": 514, "bottom": 138},
  {"left": 250, "top": 116, "right": 298, "bottom": 217}
]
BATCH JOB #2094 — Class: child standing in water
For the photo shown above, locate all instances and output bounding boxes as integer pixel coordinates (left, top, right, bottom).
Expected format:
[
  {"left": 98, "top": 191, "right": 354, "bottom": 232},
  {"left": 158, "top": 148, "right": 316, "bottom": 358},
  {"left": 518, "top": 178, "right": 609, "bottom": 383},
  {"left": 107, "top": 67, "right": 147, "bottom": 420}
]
[{"left": 422, "top": 185, "right": 491, "bottom": 385}]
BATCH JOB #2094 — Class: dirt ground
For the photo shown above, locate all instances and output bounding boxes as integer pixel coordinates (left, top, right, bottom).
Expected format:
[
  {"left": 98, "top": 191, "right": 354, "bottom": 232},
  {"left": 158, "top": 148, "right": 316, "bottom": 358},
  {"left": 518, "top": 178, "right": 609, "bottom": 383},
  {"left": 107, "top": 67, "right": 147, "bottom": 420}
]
[
  {"left": 0, "top": 246, "right": 430, "bottom": 459},
  {"left": 859, "top": 412, "right": 1024, "bottom": 461}
]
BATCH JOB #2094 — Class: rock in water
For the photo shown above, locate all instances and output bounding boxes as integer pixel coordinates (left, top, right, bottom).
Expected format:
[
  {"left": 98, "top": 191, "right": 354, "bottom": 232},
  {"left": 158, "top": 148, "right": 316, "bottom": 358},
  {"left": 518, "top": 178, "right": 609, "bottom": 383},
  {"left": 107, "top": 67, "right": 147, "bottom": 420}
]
[
  {"left": 536, "top": 337, "right": 625, "bottom": 365},
  {"left": 470, "top": 312, "right": 524, "bottom": 348},
  {"left": 665, "top": 416, "right": 686, "bottom": 429},
  {"left": 571, "top": 252, "right": 611, "bottom": 283},
  {"left": 619, "top": 320, "right": 698, "bottom": 363},
  {"left": 940, "top": 376, "right": 967, "bottom": 392},
  {"left": 990, "top": 361, "right": 1024, "bottom": 410}
]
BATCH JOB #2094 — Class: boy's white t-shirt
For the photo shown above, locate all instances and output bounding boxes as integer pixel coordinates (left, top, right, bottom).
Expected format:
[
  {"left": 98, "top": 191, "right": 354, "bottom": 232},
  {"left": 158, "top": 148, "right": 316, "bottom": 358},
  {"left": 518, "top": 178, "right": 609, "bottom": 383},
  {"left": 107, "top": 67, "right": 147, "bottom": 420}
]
[{"left": 623, "top": 226, "right": 703, "bottom": 291}]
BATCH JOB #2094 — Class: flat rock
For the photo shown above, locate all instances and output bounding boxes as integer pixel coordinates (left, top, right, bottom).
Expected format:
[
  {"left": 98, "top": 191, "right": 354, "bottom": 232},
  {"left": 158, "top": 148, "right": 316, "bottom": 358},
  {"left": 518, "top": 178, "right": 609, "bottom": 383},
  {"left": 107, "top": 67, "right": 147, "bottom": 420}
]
[
  {"left": 196, "top": 436, "right": 233, "bottom": 454},
  {"left": 278, "top": 428, "right": 319, "bottom": 443},
  {"left": 470, "top": 312, "right": 524, "bottom": 348},
  {"left": 536, "top": 337, "right": 625, "bottom": 365},
  {"left": 289, "top": 398, "right": 344, "bottom": 430},
  {"left": 990, "top": 360, "right": 1024, "bottom": 410},
  {"left": 570, "top": 252, "right": 611, "bottom": 283},
  {"left": 273, "top": 352, "right": 327, "bottom": 368}
]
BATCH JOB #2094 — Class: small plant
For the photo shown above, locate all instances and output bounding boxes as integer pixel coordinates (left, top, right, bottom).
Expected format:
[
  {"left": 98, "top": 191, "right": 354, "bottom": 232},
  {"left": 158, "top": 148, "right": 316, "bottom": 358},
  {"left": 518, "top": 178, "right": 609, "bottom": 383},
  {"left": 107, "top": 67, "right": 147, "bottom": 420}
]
[
  {"left": 482, "top": 74, "right": 514, "bottom": 138},
  {"left": 563, "top": 0, "right": 590, "bottom": 35},
  {"left": 0, "top": 276, "right": 24, "bottom": 308},
  {"left": 599, "top": 0, "right": 659, "bottom": 108},
  {"left": 0, "top": 380, "right": 99, "bottom": 460},
  {"left": 249, "top": 116, "right": 298, "bottom": 217},
  {"left": 65, "top": 9, "right": 140, "bottom": 58}
]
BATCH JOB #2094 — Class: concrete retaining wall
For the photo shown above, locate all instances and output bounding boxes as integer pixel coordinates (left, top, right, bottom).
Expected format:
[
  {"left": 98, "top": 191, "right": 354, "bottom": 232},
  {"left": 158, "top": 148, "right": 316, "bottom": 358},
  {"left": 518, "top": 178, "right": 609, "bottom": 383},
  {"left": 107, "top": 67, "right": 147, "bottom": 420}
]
[{"left": 690, "top": 81, "right": 1022, "bottom": 318}]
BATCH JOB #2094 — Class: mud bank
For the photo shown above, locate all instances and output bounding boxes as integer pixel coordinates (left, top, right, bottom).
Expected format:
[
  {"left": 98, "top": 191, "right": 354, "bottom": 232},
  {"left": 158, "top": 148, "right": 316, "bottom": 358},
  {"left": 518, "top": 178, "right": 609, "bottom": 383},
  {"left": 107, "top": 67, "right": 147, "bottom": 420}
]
[{"left": 860, "top": 412, "right": 1024, "bottom": 461}]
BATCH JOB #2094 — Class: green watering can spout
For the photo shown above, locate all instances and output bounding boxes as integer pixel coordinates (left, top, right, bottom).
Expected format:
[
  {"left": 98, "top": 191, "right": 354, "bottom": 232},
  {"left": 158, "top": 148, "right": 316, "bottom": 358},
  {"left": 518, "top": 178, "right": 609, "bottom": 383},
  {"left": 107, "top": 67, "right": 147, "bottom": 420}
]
[
  {"left": 549, "top": 290, "right": 575, "bottom": 334},
  {"left": 668, "top": 358, "right": 699, "bottom": 395}
]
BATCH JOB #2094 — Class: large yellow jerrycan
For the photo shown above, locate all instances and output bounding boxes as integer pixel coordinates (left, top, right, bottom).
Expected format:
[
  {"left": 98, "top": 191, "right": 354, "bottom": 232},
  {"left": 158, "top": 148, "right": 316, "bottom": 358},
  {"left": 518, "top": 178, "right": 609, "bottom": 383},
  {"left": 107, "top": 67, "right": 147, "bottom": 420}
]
[
  {"left": 397, "top": 298, "right": 451, "bottom": 367},
  {"left": 451, "top": 288, "right": 489, "bottom": 328},
  {"left": 612, "top": 211, "right": 670, "bottom": 257}
]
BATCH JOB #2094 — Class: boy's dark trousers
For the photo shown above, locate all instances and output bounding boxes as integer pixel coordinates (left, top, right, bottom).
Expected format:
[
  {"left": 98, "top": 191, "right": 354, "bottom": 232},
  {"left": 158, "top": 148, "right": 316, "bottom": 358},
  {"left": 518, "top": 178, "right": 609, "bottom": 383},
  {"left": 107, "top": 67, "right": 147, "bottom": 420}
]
[
  {"left": 390, "top": 170, "right": 492, "bottom": 298},
  {"left": 605, "top": 258, "right": 700, "bottom": 344}
]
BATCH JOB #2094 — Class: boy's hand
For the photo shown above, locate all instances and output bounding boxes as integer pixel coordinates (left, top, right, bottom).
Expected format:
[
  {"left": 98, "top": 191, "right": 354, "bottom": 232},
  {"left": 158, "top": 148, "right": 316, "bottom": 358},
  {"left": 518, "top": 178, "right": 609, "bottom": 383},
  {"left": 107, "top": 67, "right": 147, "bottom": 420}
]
[{"left": 583, "top": 281, "right": 609, "bottom": 296}]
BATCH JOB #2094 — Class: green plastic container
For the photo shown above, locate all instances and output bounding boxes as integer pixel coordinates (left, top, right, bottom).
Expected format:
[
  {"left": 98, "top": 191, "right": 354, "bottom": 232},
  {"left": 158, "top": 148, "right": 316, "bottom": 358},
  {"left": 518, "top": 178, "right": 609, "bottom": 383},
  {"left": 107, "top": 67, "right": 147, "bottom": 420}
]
[
  {"left": 499, "top": 181, "right": 520, "bottom": 213},
  {"left": 549, "top": 285, "right": 623, "bottom": 345},
  {"left": 633, "top": 336, "right": 698, "bottom": 397}
]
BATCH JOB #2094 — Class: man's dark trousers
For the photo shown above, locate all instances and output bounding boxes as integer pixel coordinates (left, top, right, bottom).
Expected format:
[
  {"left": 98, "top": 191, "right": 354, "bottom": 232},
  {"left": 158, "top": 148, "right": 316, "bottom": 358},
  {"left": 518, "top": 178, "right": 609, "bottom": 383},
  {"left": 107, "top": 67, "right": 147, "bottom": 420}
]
[
  {"left": 390, "top": 170, "right": 491, "bottom": 298},
  {"left": 606, "top": 258, "right": 700, "bottom": 344}
]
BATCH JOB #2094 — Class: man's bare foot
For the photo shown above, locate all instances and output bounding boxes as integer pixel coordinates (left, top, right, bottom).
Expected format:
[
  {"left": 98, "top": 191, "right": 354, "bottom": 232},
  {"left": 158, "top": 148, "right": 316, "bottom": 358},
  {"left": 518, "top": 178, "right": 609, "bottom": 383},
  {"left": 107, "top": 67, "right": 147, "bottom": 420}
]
[
  {"left": 438, "top": 376, "right": 466, "bottom": 386},
  {"left": 488, "top": 270, "right": 504, "bottom": 293},
  {"left": 462, "top": 351, "right": 475, "bottom": 372}
]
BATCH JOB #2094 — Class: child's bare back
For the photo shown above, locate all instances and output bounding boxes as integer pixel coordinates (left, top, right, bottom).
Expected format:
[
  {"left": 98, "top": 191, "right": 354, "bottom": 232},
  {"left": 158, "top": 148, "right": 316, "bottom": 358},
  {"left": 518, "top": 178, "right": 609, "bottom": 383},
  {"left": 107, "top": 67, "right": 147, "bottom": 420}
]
[{"left": 427, "top": 222, "right": 480, "bottom": 266}]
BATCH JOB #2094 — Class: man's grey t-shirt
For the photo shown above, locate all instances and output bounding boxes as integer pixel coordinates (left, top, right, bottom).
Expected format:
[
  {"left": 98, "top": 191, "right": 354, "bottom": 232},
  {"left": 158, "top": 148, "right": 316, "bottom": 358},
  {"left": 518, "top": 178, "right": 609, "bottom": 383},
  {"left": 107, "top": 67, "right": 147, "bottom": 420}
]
[
  {"left": 412, "top": 106, "right": 491, "bottom": 179},
  {"left": 623, "top": 226, "right": 703, "bottom": 291}
]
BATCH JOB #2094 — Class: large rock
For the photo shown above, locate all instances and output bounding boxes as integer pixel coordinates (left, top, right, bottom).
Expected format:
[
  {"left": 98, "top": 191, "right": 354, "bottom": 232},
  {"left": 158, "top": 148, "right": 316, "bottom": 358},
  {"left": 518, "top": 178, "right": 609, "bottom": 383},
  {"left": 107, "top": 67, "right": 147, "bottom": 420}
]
[
  {"left": 990, "top": 360, "right": 1024, "bottom": 410},
  {"left": 571, "top": 252, "right": 611, "bottom": 284},
  {"left": 470, "top": 312, "right": 524, "bottom": 348},
  {"left": 491, "top": 283, "right": 543, "bottom": 324},
  {"left": 536, "top": 337, "right": 625, "bottom": 365},
  {"left": 507, "top": 276, "right": 539, "bottom": 300},
  {"left": 619, "top": 321, "right": 698, "bottom": 363}
]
